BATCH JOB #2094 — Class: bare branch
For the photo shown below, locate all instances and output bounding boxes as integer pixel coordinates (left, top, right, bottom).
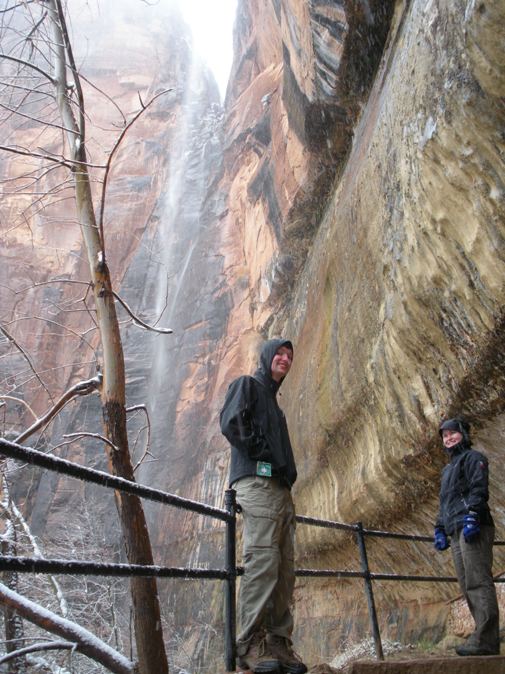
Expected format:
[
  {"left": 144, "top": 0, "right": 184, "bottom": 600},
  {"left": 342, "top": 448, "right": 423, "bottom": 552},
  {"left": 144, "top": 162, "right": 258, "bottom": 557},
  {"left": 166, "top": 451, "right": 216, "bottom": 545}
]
[
  {"left": 63, "top": 432, "right": 118, "bottom": 452},
  {"left": 0, "top": 53, "right": 55, "bottom": 84},
  {"left": 0, "top": 641, "right": 76, "bottom": 665},
  {"left": 132, "top": 429, "right": 155, "bottom": 473},
  {"left": 1, "top": 2, "right": 35, "bottom": 14},
  {"left": 98, "top": 88, "right": 172, "bottom": 242},
  {"left": 0, "top": 143, "right": 106, "bottom": 169},
  {"left": 0, "top": 360, "right": 96, "bottom": 392},
  {"left": 126, "top": 405, "right": 154, "bottom": 473},
  {"left": 79, "top": 71, "right": 127, "bottom": 127},
  {"left": 112, "top": 291, "right": 173, "bottom": 334},
  {"left": 0, "top": 325, "right": 54, "bottom": 404},
  {"left": 153, "top": 273, "right": 171, "bottom": 327},
  {"left": 2, "top": 159, "right": 65, "bottom": 189},
  {"left": 0, "top": 582, "right": 136, "bottom": 674},
  {"left": 15, "top": 374, "right": 102, "bottom": 444},
  {"left": 0, "top": 100, "right": 79, "bottom": 135},
  {"left": 0, "top": 143, "right": 70, "bottom": 170},
  {"left": 0, "top": 395, "right": 37, "bottom": 420},
  {"left": 5, "top": 315, "right": 96, "bottom": 352},
  {"left": 0, "top": 78, "right": 53, "bottom": 97},
  {"left": 126, "top": 405, "right": 148, "bottom": 414},
  {"left": 26, "top": 7, "right": 47, "bottom": 40},
  {"left": 0, "top": 479, "right": 69, "bottom": 617},
  {"left": 53, "top": 0, "right": 85, "bottom": 143},
  {"left": 15, "top": 278, "right": 92, "bottom": 294}
]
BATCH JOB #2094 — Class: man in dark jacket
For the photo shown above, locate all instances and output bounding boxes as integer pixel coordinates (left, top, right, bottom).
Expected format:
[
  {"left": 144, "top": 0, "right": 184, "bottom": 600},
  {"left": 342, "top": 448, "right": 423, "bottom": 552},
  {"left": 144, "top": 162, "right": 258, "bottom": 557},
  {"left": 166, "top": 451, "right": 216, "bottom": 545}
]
[
  {"left": 220, "top": 338, "right": 307, "bottom": 674},
  {"left": 434, "top": 417, "right": 500, "bottom": 656}
]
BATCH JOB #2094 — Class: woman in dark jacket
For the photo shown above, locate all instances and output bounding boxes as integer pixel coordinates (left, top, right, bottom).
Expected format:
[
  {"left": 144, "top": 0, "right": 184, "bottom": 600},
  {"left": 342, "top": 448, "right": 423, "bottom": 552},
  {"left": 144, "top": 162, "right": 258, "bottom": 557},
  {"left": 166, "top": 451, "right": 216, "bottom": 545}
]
[{"left": 434, "top": 417, "right": 500, "bottom": 656}]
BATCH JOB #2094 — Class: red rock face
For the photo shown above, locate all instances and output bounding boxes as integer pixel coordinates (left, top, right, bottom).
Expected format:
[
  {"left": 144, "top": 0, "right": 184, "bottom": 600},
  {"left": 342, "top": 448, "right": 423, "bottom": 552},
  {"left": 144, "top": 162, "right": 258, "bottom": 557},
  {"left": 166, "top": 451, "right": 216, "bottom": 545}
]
[
  {"left": 1, "top": 2, "right": 190, "bottom": 420},
  {"left": 0, "top": 2, "right": 224, "bottom": 660}
]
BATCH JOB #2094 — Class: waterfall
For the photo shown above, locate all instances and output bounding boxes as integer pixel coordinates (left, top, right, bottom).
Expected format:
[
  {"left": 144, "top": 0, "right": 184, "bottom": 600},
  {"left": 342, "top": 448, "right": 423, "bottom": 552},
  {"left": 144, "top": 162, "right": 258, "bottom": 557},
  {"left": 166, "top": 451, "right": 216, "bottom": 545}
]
[{"left": 118, "top": 33, "right": 226, "bottom": 496}]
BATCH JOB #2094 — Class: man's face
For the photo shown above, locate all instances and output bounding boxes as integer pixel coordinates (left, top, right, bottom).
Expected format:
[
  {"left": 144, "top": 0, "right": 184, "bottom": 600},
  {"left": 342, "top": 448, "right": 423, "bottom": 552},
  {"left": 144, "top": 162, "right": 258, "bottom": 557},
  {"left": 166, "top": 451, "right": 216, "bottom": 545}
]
[
  {"left": 442, "top": 429, "right": 463, "bottom": 449},
  {"left": 271, "top": 346, "right": 293, "bottom": 382}
]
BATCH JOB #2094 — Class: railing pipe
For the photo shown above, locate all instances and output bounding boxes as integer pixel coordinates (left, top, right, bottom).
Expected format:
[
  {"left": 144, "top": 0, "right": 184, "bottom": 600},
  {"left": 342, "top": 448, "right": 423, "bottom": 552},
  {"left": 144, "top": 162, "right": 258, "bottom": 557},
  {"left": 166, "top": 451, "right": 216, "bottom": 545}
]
[
  {"left": 355, "top": 521, "right": 384, "bottom": 661},
  {"left": 224, "top": 489, "right": 237, "bottom": 672},
  {"left": 296, "top": 514, "right": 356, "bottom": 532},
  {"left": 362, "top": 529, "right": 432, "bottom": 542},
  {"left": 0, "top": 438, "right": 230, "bottom": 522},
  {"left": 0, "top": 556, "right": 229, "bottom": 579}
]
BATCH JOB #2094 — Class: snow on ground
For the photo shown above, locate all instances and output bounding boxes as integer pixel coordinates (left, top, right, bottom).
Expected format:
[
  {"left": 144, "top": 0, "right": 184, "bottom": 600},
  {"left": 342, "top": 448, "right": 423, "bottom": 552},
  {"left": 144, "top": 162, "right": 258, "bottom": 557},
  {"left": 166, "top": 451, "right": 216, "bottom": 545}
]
[{"left": 330, "top": 638, "right": 407, "bottom": 669}]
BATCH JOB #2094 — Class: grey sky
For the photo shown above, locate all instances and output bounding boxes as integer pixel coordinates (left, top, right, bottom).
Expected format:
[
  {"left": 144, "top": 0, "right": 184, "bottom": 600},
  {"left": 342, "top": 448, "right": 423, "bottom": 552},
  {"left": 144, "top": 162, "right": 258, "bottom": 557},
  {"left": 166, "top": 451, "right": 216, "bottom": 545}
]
[{"left": 177, "top": 0, "right": 237, "bottom": 99}]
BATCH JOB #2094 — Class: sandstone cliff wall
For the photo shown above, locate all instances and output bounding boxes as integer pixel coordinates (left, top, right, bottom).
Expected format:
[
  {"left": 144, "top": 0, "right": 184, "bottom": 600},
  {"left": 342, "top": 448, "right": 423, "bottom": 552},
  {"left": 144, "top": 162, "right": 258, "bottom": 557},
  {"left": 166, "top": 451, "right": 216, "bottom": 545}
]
[{"left": 212, "top": 0, "right": 505, "bottom": 660}]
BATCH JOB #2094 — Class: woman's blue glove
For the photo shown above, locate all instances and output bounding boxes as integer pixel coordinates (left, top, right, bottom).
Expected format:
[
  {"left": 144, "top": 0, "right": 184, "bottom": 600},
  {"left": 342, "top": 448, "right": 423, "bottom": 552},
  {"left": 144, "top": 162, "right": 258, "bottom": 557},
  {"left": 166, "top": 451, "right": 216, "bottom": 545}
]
[
  {"left": 463, "top": 512, "right": 480, "bottom": 542},
  {"left": 434, "top": 526, "right": 449, "bottom": 551}
]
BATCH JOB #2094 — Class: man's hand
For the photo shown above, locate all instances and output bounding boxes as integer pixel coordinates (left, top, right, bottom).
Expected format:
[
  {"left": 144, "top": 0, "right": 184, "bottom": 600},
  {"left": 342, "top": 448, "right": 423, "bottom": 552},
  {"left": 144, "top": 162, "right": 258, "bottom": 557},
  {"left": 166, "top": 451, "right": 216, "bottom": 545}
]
[
  {"left": 434, "top": 526, "right": 449, "bottom": 551},
  {"left": 463, "top": 512, "right": 480, "bottom": 543}
]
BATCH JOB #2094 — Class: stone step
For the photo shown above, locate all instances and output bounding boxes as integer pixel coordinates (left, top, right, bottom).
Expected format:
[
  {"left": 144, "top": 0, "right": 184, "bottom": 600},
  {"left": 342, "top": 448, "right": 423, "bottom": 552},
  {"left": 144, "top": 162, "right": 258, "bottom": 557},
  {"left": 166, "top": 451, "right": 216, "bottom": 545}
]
[
  {"left": 235, "top": 655, "right": 505, "bottom": 673},
  {"left": 343, "top": 655, "right": 505, "bottom": 673}
]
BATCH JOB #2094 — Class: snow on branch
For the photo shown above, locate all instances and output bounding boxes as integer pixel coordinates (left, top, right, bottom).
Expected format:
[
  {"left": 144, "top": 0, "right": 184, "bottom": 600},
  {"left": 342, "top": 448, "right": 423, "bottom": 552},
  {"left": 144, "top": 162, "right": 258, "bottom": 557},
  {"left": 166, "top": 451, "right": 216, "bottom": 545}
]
[
  {"left": 0, "top": 476, "right": 69, "bottom": 617},
  {"left": 112, "top": 291, "right": 173, "bottom": 334},
  {"left": 63, "top": 432, "right": 118, "bottom": 452},
  {"left": 15, "top": 374, "right": 102, "bottom": 444},
  {"left": 126, "top": 405, "right": 154, "bottom": 472},
  {"left": 0, "top": 582, "right": 136, "bottom": 673},
  {"left": 0, "top": 640, "right": 76, "bottom": 665}
]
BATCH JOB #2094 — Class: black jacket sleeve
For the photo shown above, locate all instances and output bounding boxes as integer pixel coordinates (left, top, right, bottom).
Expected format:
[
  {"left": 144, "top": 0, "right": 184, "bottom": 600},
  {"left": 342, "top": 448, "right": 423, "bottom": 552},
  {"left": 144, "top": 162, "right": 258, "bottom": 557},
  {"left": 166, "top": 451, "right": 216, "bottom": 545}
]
[
  {"left": 435, "top": 469, "right": 447, "bottom": 530},
  {"left": 463, "top": 450, "right": 490, "bottom": 515},
  {"left": 219, "top": 376, "right": 270, "bottom": 460}
]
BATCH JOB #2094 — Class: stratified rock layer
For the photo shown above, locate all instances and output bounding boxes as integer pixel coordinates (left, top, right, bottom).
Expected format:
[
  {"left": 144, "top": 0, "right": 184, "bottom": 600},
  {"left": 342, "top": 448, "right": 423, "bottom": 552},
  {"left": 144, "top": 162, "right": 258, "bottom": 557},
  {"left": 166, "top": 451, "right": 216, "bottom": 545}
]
[{"left": 213, "top": 0, "right": 505, "bottom": 662}]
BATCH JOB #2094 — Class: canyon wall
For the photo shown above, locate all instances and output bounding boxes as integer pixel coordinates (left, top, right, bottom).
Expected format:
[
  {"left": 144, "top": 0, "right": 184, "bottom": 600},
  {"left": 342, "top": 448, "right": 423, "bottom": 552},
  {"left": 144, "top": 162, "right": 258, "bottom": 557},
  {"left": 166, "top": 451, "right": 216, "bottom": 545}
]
[
  {"left": 206, "top": 0, "right": 505, "bottom": 662},
  {"left": 1, "top": 0, "right": 505, "bottom": 670}
]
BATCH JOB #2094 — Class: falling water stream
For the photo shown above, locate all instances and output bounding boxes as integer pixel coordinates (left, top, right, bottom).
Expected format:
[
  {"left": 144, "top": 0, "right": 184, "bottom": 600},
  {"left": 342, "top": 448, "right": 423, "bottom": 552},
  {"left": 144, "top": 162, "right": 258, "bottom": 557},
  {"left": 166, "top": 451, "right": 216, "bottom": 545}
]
[{"left": 118, "top": 20, "right": 226, "bottom": 498}]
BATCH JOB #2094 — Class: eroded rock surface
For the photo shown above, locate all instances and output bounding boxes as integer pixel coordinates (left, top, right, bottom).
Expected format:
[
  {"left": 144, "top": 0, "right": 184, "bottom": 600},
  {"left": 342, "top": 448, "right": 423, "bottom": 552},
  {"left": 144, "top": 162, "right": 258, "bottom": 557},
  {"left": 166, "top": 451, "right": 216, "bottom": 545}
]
[{"left": 213, "top": 0, "right": 505, "bottom": 661}]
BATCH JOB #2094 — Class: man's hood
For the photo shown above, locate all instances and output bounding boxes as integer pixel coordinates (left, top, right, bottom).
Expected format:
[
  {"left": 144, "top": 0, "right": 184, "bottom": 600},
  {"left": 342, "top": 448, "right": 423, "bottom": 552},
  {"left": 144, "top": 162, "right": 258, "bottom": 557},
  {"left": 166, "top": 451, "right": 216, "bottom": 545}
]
[{"left": 254, "top": 338, "right": 293, "bottom": 392}]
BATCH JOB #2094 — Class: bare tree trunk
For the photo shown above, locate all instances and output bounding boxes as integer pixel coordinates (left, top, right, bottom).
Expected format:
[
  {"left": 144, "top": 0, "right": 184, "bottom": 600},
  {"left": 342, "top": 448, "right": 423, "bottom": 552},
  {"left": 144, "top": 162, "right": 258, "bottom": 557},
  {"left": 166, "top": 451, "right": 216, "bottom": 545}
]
[
  {"left": 46, "top": 2, "right": 169, "bottom": 672},
  {"left": 1, "top": 538, "right": 27, "bottom": 674},
  {"left": 1, "top": 476, "right": 27, "bottom": 674},
  {"left": 103, "top": 401, "right": 168, "bottom": 674}
]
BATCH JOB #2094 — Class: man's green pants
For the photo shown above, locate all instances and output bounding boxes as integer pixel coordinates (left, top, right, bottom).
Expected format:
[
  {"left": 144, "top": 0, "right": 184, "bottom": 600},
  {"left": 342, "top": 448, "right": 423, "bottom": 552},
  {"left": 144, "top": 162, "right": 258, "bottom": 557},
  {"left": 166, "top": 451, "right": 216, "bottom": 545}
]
[{"left": 234, "top": 476, "right": 296, "bottom": 655}]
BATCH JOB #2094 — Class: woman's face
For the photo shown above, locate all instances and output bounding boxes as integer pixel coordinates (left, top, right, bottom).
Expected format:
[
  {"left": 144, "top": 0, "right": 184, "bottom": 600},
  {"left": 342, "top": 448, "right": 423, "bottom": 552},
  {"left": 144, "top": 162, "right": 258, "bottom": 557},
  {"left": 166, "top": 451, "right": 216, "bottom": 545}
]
[{"left": 442, "top": 429, "right": 463, "bottom": 449}]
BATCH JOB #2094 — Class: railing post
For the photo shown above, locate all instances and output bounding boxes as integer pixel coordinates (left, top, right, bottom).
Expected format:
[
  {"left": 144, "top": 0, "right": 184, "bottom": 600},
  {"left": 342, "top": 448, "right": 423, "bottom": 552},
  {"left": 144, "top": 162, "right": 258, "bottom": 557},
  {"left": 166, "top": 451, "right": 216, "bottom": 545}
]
[
  {"left": 355, "top": 522, "right": 384, "bottom": 661},
  {"left": 224, "top": 489, "right": 237, "bottom": 672}
]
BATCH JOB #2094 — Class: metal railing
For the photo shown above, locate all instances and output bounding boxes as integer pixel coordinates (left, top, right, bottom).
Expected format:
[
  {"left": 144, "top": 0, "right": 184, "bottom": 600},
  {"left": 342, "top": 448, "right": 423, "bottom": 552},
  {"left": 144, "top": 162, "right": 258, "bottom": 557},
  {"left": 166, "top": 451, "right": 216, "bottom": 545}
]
[
  {"left": 0, "top": 438, "right": 503, "bottom": 671},
  {"left": 294, "top": 515, "right": 505, "bottom": 662},
  {"left": 0, "top": 438, "right": 238, "bottom": 669}
]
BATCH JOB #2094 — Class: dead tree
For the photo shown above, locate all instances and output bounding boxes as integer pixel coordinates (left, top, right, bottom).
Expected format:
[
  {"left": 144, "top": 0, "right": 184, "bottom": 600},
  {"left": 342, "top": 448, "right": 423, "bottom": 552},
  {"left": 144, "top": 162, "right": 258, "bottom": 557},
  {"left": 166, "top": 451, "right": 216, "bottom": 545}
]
[
  {"left": 0, "top": 511, "right": 26, "bottom": 674},
  {"left": 0, "top": 2, "right": 171, "bottom": 672}
]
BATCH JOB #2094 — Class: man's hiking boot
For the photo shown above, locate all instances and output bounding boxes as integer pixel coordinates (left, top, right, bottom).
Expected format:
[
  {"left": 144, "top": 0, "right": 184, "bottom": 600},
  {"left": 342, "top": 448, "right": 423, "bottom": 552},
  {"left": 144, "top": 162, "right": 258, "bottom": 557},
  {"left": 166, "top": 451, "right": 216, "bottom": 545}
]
[
  {"left": 266, "top": 635, "right": 308, "bottom": 674},
  {"left": 237, "top": 632, "right": 281, "bottom": 673}
]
